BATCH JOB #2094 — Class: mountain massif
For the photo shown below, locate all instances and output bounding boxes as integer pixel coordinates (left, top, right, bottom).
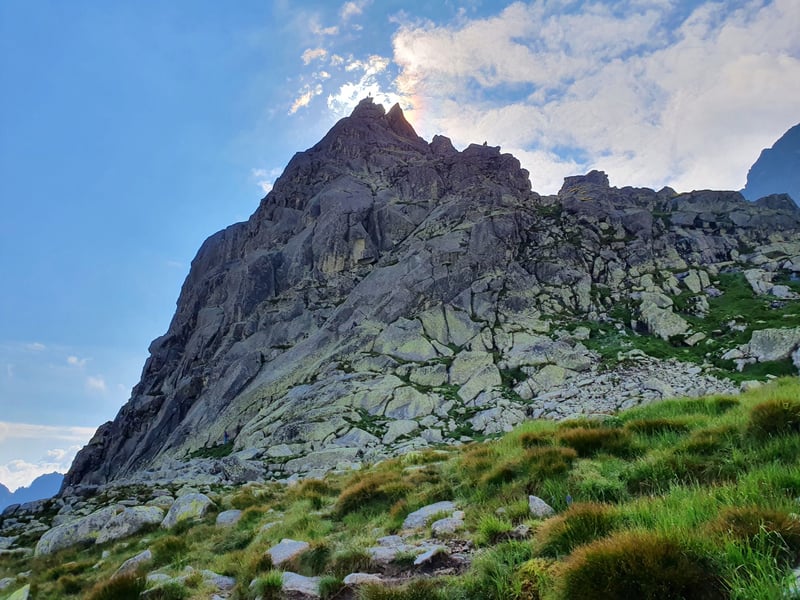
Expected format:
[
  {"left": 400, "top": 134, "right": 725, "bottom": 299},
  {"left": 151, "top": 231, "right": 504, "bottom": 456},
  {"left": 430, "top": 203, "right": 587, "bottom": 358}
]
[
  {"left": 63, "top": 99, "right": 800, "bottom": 493},
  {"left": 0, "top": 474, "right": 63, "bottom": 513}
]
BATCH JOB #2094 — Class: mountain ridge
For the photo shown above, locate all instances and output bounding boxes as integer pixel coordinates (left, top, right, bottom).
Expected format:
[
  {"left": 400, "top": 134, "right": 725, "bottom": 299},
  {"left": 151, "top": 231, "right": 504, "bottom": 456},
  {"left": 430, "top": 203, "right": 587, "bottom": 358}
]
[{"left": 63, "top": 99, "right": 800, "bottom": 493}]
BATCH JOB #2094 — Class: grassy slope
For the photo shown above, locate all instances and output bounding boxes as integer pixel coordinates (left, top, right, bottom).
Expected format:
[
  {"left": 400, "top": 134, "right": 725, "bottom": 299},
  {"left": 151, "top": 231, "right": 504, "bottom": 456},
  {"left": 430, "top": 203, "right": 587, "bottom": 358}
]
[{"left": 4, "top": 378, "right": 800, "bottom": 599}]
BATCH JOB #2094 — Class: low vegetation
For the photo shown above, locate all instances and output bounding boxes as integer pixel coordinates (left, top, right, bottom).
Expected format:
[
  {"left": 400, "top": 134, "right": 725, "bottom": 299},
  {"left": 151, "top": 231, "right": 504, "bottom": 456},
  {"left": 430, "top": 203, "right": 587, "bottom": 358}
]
[{"left": 4, "top": 379, "right": 800, "bottom": 599}]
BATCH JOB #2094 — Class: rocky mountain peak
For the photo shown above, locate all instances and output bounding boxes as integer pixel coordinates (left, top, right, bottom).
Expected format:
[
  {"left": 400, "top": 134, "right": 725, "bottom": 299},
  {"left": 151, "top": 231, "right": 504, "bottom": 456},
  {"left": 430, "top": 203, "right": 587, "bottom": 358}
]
[{"left": 62, "top": 99, "right": 800, "bottom": 494}]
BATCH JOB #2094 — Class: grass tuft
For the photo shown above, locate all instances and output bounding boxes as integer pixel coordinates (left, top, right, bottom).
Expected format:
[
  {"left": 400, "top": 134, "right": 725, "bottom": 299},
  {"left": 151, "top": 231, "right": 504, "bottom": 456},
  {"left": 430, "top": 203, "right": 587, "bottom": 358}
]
[{"left": 556, "top": 530, "right": 726, "bottom": 600}]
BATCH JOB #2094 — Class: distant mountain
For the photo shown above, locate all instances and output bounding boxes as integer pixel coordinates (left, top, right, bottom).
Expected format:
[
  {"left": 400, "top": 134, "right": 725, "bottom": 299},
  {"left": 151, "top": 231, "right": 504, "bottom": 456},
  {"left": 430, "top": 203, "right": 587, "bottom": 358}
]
[
  {"left": 0, "top": 473, "right": 63, "bottom": 511},
  {"left": 742, "top": 123, "right": 800, "bottom": 204}
]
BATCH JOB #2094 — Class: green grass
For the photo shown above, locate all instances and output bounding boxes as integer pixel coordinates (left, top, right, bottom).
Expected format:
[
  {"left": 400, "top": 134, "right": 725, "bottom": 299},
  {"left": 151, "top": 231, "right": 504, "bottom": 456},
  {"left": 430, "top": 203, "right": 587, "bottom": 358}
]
[{"left": 8, "top": 378, "right": 800, "bottom": 600}]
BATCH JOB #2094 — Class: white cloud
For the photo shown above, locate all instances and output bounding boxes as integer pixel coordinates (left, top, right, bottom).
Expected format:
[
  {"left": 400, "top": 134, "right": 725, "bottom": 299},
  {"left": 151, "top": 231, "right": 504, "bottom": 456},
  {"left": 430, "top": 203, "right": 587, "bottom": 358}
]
[
  {"left": 86, "top": 375, "right": 107, "bottom": 393},
  {"left": 66, "top": 355, "right": 88, "bottom": 368},
  {"left": 327, "top": 55, "right": 404, "bottom": 117},
  {"left": 302, "top": 48, "right": 328, "bottom": 65},
  {"left": 340, "top": 0, "right": 371, "bottom": 21},
  {"left": 0, "top": 445, "right": 82, "bottom": 492},
  {"left": 310, "top": 16, "right": 339, "bottom": 36},
  {"left": 251, "top": 167, "right": 282, "bottom": 194},
  {"left": 5, "top": 364, "right": 12, "bottom": 379},
  {"left": 289, "top": 84, "right": 324, "bottom": 114},
  {"left": 25, "top": 342, "right": 45, "bottom": 352},
  {"left": 389, "top": 0, "right": 800, "bottom": 193},
  {"left": 0, "top": 421, "right": 96, "bottom": 444}
]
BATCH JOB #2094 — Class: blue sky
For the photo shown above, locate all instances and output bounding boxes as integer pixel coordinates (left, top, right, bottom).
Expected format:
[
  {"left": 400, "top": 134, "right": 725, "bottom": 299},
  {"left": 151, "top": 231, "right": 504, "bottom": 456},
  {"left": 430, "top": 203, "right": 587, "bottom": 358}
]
[{"left": 0, "top": 0, "right": 797, "bottom": 490}]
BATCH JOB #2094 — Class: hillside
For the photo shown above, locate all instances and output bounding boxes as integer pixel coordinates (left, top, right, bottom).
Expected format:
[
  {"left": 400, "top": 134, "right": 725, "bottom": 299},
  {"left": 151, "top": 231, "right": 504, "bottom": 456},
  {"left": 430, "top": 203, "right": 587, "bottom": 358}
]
[
  {"left": 1, "top": 380, "right": 800, "bottom": 599},
  {"left": 63, "top": 99, "right": 800, "bottom": 493}
]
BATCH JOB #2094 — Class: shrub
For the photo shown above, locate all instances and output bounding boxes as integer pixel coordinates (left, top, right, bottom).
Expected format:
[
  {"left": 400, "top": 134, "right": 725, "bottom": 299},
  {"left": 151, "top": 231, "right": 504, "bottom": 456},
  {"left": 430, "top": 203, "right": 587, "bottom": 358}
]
[
  {"left": 358, "top": 579, "right": 448, "bottom": 600},
  {"left": 334, "top": 471, "right": 411, "bottom": 517},
  {"left": 85, "top": 573, "right": 146, "bottom": 600},
  {"left": 475, "top": 513, "right": 515, "bottom": 546},
  {"left": 144, "top": 582, "right": 190, "bottom": 600},
  {"left": 747, "top": 399, "right": 800, "bottom": 440},
  {"left": 458, "top": 443, "right": 496, "bottom": 479},
  {"left": 518, "top": 431, "right": 554, "bottom": 448},
  {"left": 465, "top": 540, "right": 534, "bottom": 600},
  {"left": 517, "top": 558, "right": 556, "bottom": 600},
  {"left": 296, "top": 540, "right": 332, "bottom": 576},
  {"left": 534, "top": 502, "right": 619, "bottom": 558},
  {"left": 151, "top": 535, "right": 189, "bottom": 567},
  {"left": 525, "top": 447, "right": 578, "bottom": 482},
  {"left": 709, "top": 506, "right": 800, "bottom": 560},
  {"left": 328, "top": 547, "right": 377, "bottom": 577},
  {"left": 251, "top": 571, "right": 284, "bottom": 600},
  {"left": 624, "top": 418, "right": 691, "bottom": 435},
  {"left": 56, "top": 574, "right": 83, "bottom": 595},
  {"left": 680, "top": 424, "right": 739, "bottom": 455},
  {"left": 319, "top": 575, "right": 345, "bottom": 599},
  {"left": 556, "top": 531, "right": 725, "bottom": 600},
  {"left": 557, "top": 427, "right": 634, "bottom": 457},
  {"left": 212, "top": 527, "right": 253, "bottom": 553}
]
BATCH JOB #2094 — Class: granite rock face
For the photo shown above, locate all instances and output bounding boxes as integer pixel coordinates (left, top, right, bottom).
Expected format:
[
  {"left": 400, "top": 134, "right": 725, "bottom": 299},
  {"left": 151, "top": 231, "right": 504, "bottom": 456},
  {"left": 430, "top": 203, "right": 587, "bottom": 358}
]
[{"left": 63, "top": 99, "right": 800, "bottom": 491}]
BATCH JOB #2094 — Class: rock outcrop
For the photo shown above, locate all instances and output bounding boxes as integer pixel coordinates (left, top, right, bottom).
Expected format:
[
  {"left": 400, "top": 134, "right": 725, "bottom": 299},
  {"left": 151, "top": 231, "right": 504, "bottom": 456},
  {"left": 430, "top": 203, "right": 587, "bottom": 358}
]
[{"left": 63, "top": 99, "right": 800, "bottom": 491}]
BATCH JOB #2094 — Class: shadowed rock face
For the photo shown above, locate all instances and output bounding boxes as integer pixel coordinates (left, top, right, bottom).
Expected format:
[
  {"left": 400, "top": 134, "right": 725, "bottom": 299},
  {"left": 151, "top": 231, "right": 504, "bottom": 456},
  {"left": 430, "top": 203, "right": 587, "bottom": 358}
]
[
  {"left": 742, "top": 123, "right": 800, "bottom": 205},
  {"left": 63, "top": 99, "right": 800, "bottom": 491}
]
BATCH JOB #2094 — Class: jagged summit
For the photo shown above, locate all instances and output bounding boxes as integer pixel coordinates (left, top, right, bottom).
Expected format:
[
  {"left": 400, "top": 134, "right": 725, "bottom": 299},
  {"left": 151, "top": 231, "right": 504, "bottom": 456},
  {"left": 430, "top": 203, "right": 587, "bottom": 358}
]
[{"left": 63, "top": 100, "right": 800, "bottom": 493}]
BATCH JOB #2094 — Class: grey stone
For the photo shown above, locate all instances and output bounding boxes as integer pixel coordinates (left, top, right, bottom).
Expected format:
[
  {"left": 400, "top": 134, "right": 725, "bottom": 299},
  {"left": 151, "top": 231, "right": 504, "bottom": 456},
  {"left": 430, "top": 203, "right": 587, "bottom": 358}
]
[
  {"left": 161, "top": 493, "right": 215, "bottom": 529},
  {"left": 216, "top": 509, "right": 243, "bottom": 527},
  {"left": 282, "top": 571, "right": 321, "bottom": 598},
  {"left": 268, "top": 539, "right": 310, "bottom": 566},
  {"left": 35, "top": 505, "right": 122, "bottom": 555},
  {"left": 5, "top": 584, "right": 29, "bottom": 600},
  {"left": 431, "top": 517, "right": 464, "bottom": 537},
  {"left": 0, "top": 577, "right": 15, "bottom": 591},
  {"left": 202, "top": 569, "right": 236, "bottom": 591},
  {"left": 413, "top": 545, "right": 447, "bottom": 565},
  {"left": 402, "top": 501, "right": 456, "bottom": 529},
  {"left": 96, "top": 506, "right": 164, "bottom": 545},
  {"left": 382, "top": 420, "right": 419, "bottom": 444},
  {"left": 343, "top": 573, "right": 383, "bottom": 586},
  {"left": 114, "top": 548, "right": 152, "bottom": 577},
  {"left": 529, "top": 496, "right": 555, "bottom": 518}
]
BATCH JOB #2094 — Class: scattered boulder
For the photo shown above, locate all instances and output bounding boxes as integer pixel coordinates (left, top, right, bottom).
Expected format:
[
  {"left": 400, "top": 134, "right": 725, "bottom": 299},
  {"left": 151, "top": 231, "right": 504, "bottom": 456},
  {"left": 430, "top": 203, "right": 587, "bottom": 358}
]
[
  {"left": 267, "top": 539, "right": 310, "bottom": 566},
  {"left": 343, "top": 573, "right": 383, "bottom": 586},
  {"left": 282, "top": 571, "right": 321, "bottom": 598},
  {"left": 529, "top": 496, "right": 555, "bottom": 518},
  {"left": 402, "top": 501, "right": 456, "bottom": 529},
  {"left": 215, "top": 509, "right": 243, "bottom": 527},
  {"left": 96, "top": 506, "right": 164, "bottom": 545},
  {"left": 5, "top": 584, "right": 29, "bottom": 600},
  {"left": 161, "top": 493, "right": 215, "bottom": 529},
  {"left": 35, "top": 505, "right": 121, "bottom": 556},
  {"left": 114, "top": 549, "right": 152, "bottom": 578}
]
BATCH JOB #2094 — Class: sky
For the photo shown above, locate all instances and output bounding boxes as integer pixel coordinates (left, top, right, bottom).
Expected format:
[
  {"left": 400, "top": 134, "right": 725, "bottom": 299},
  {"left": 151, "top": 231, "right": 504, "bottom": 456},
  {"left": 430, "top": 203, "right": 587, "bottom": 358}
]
[{"left": 0, "top": 0, "right": 798, "bottom": 491}]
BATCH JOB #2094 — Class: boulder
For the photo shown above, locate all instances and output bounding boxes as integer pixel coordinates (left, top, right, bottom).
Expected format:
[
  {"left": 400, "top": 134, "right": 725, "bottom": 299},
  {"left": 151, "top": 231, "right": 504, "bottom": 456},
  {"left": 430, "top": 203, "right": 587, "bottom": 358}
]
[
  {"left": 746, "top": 327, "right": 800, "bottom": 362},
  {"left": 96, "top": 506, "right": 164, "bottom": 545},
  {"left": 114, "top": 548, "right": 152, "bottom": 577},
  {"left": 5, "top": 584, "right": 29, "bottom": 600},
  {"left": 402, "top": 501, "right": 456, "bottom": 529},
  {"left": 529, "top": 495, "right": 555, "bottom": 518},
  {"left": 161, "top": 493, "right": 215, "bottom": 529},
  {"left": 282, "top": 572, "right": 321, "bottom": 598},
  {"left": 215, "top": 509, "right": 243, "bottom": 527},
  {"left": 267, "top": 539, "right": 310, "bottom": 566},
  {"left": 343, "top": 573, "right": 383, "bottom": 586},
  {"left": 35, "top": 505, "right": 121, "bottom": 555}
]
